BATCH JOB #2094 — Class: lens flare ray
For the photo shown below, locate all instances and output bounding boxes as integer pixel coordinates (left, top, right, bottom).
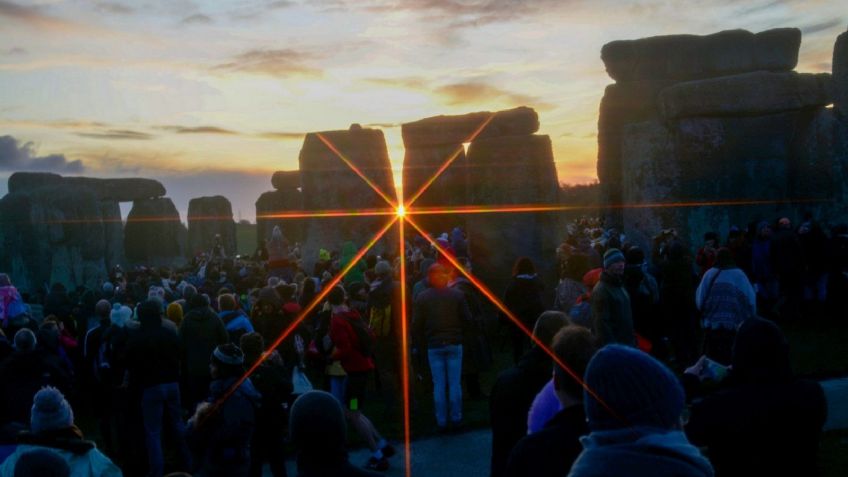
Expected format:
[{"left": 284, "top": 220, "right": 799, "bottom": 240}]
[
  {"left": 200, "top": 217, "right": 399, "bottom": 426},
  {"left": 316, "top": 132, "right": 398, "bottom": 208},
  {"left": 404, "top": 113, "right": 495, "bottom": 209},
  {"left": 405, "top": 216, "right": 628, "bottom": 427},
  {"left": 398, "top": 216, "right": 412, "bottom": 477},
  {"left": 257, "top": 208, "right": 396, "bottom": 220}
]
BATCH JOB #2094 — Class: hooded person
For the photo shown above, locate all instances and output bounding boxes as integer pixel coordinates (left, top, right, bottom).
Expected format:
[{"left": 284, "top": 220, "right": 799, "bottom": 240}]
[
  {"left": 591, "top": 249, "right": 635, "bottom": 347},
  {"left": 0, "top": 273, "right": 26, "bottom": 330},
  {"left": 289, "top": 391, "right": 381, "bottom": 477},
  {"left": 568, "top": 345, "right": 714, "bottom": 477},
  {"left": 0, "top": 386, "right": 121, "bottom": 477},
  {"left": 187, "top": 343, "right": 260, "bottom": 477},
  {"left": 179, "top": 291, "right": 229, "bottom": 413},
  {"left": 125, "top": 299, "right": 191, "bottom": 477},
  {"left": 685, "top": 318, "right": 827, "bottom": 477},
  {"left": 502, "top": 257, "right": 545, "bottom": 363},
  {"left": 489, "top": 311, "right": 570, "bottom": 477}
]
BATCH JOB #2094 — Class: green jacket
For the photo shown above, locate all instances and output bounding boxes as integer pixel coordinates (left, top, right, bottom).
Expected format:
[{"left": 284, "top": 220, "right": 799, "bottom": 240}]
[{"left": 591, "top": 271, "right": 636, "bottom": 347}]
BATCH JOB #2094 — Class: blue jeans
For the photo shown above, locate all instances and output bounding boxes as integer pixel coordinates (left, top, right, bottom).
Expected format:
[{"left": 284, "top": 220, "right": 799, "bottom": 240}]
[
  {"left": 428, "top": 344, "right": 463, "bottom": 427},
  {"left": 142, "top": 382, "right": 191, "bottom": 477}
]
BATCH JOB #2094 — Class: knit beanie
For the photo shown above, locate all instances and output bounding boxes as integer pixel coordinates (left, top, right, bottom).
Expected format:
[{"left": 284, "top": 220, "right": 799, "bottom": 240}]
[
  {"left": 110, "top": 305, "right": 132, "bottom": 328},
  {"left": 603, "top": 248, "right": 625, "bottom": 269},
  {"left": 31, "top": 386, "right": 74, "bottom": 434},
  {"left": 290, "top": 391, "right": 347, "bottom": 453},
  {"left": 166, "top": 302, "right": 184, "bottom": 326},
  {"left": 212, "top": 343, "right": 245, "bottom": 366},
  {"left": 584, "top": 344, "right": 684, "bottom": 431},
  {"left": 13, "top": 448, "right": 70, "bottom": 477}
]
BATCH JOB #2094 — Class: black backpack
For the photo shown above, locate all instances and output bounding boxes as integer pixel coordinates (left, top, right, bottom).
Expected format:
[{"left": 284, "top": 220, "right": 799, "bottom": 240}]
[{"left": 345, "top": 315, "right": 375, "bottom": 358}]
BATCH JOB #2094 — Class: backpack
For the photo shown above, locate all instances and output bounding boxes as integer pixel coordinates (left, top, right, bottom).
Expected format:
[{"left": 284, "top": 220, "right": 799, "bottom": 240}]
[
  {"left": 345, "top": 315, "right": 376, "bottom": 358},
  {"left": 369, "top": 305, "right": 392, "bottom": 338}
]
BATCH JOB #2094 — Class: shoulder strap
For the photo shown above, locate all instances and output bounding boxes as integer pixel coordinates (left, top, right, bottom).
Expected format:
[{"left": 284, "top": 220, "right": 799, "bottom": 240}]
[{"left": 704, "top": 269, "right": 723, "bottom": 301}]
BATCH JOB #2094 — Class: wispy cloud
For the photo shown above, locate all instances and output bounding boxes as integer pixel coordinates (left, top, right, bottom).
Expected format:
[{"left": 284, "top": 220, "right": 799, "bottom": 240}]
[
  {"left": 334, "top": 0, "right": 569, "bottom": 28},
  {"left": 435, "top": 81, "right": 552, "bottom": 109},
  {"left": 801, "top": 19, "right": 844, "bottom": 35},
  {"left": 181, "top": 13, "right": 213, "bottom": 25},
  {"left": 0, "top": 135, "right": 85, "bottom": 172},
  {"left": 214, "top": 48, "right": 322, "bottom": 78},
  {"left": 3, "top": 46, "right": 26, "bottom": 55},
  {"left": 156, "top": 125, "right": 239, "bottom": 135},
  {"left": 0, "top": 0, "right": 91, "bottom": 33},
  {"left": 256, "top": 131, "right": 305, "bottom": 140},
  {"left": 93, "top": 1, "right": 135, "bottom": 15},
  {"left": 75, "top": 129, "right": 154, "bottom": 140},
  {"left": 364, "top": 77, "right": 429, "bottom": 89}
]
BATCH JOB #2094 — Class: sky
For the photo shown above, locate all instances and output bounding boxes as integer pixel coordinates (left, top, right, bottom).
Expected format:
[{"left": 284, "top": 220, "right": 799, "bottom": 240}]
[{"left": 0, "top": 0, "right": 844, "bottom": 222}]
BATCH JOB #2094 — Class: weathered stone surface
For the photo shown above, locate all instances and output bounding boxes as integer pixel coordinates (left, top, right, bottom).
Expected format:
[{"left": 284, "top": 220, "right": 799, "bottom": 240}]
[
  {"left": 602, "top": 28, "right": 800, "bottom": 82},
  {"left": 466, "top": 134, "right": 560, "bottom": 292},
  {"left": 0, "top": 186, "right": 109, "bottom": 293},
  {"left": 835, "top": 30, "right": 848, "bottom": 118},
  {"left": 187, "top": 196, "right": 236, "bottom": 258},
  {"left": 298, "top": 126, "right": 395, "bottom": 268},
  {"left": 659, "top": 71, "right": 833, "bottom": 119},
  {"left": 124, "top": 198, "right": 183, "bottom": 264},
  {"left": 8, "top": 172, "right": 166, "bottom": 201},
  {"left": 597, "top": 80, "right": 674, "bottom": 218},
  {"left": 402, "top": 143, "right": 468, "bottom": 235},
  {"left": 271, "top": 170, "right": 301, "bottom": 192},
  {"left": 100, "top": 200, "right": 124, "bottom": 268},
  {"left": 256, "top": 191, "right": 305, "bottom": 249},
  {"left": 402, "top": 107, "right": 539, "bottom": 148}
]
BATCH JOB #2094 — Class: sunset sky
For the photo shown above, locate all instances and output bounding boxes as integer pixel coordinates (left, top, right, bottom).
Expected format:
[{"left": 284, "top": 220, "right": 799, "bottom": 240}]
[{"left": 0, "top": 0, "right": 844, "bottom": 221}]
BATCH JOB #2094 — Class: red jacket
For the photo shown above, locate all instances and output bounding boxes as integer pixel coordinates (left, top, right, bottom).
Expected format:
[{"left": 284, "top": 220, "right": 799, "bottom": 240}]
[{"left": 329, "top": 310, "right": 374, "bottom": 373}]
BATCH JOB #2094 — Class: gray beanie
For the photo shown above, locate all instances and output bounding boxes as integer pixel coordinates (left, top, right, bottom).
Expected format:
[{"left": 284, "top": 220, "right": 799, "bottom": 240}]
[
  {"left": 290, "top": 391, "right": 347, "bottom": 453},
  {"left": 30, "top": 386, "right": 74, "bottom": 434}
]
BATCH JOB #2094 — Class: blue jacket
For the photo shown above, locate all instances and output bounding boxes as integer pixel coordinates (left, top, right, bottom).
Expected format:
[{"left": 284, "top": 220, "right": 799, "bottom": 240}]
[{"left": 568, "top": 427, "right": 713, "bottom": 477}]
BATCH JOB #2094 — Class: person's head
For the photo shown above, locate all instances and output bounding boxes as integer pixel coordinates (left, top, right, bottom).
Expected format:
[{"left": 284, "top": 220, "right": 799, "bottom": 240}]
[
  {"left": 551, "top": 326, "right": 598, "bottom": 405},
  {"left": 95, "top": 299, "right": 112, "bottom": 320},
  {"left": 239, "top": 332, "right": 264, "bottom": 366},
  {"left": 0, "top": 273, "right": 11, "bottom": 287},
  {"left": 111, "top": 305, "right": 132, "bottom": 328},
  {"left": 778, "top": 217, "right": 791, "bottom": 230},
  {"left": 532, "top": 311, "right": 571, "bottom": 349},
  {"left": 137, "top": 299, "right": 163, "bottom": 328},
  {"left": 218, "top": 293, "right": 237, "bottom": 312},
  {"left": 182, "top": 284, "right": 197, "bottom": 302},
  {"left": 327, "top": 285, "right": 346, "bottom": 307},
  {"left": 583, "top": 344, "right": 684, "bottom": 432},
  {"left": 37, "top": 321, "right": 60, "bottom": 350},
  {"left": 512, "top": 257, "right": 536, "bottom": 276},
  {"left": 757, "top": 221, "right": 772, "bottom": 239},
  {"left": 427, "top": 263, "right": 450, "bottom": 289},
  {"left": 166, "top": 302, "right": 183, "bottom": 327},
  {"left": 374, "top": 260, "right": 393, "bottom": 279},
  {"left": 279, "top": 283, "right": 297, "bottom": 302},
  {"left": 703, "top": 232, "right": 718, "bottom": 247},
  {"left": 30, "top": 386, "right": 74, "bottom": 434},
  {"left": 290, "top": 391, "right": 348, "bottom": 464},
  {"left": 13, "top": 328, "right": 37, "bottom": 352},
  {"left": 714, "top": 247, "right": 736, "bottom": 269},
  {"left": 732, "top": 317, "right": 791, "bottom": 384},
  {"left": 210, "top": 343, "right": 244, "bottom": 380},
  {"left": 13, "top": 448, "right": 70, "bottom": 477},
  {"left": 625, "top": 246, "right": 645, "bottom": 267},
  {"left": 603, "top": 248, "right": 626, "bottom": 276}
]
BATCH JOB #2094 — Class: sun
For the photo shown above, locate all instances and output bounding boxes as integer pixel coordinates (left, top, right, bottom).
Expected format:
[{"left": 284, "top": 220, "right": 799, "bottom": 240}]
[{"left": 396, "top": 205, "right": 406, "bottom": 218}]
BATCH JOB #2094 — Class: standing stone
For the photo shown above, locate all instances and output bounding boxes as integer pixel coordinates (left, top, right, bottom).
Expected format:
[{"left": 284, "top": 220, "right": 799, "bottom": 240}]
[
  {"left": 124, "top": 198, "right": 183, "bottom": 265},
  {"left": 187, "top": 196, "right": 236, "bottom": 258},
  {"left": 257, "top": 170, "right": 304, "bottom": 250},
  {"left": 402, "top": 143, "right": 468, "bottom": 237},
  {"left": 834, "top": 30, "right": 848, "bottom": 118},
  {"left": 465, "top": 135, "right": 559, "bottom": 293},
  {"left": 8, "top": 173, "right": 166, "bottom": 201},
  {"left": 100, "top": 200, "right": 125, "bottom": 269},
  {"left": 298, "top": 126, "right": 396, "bottom": 268}
]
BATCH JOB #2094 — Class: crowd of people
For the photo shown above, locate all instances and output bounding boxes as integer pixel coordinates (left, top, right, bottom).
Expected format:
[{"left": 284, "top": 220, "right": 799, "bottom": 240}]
[{"left": 0, "top": 212, "right": 842, "bottom": 476}]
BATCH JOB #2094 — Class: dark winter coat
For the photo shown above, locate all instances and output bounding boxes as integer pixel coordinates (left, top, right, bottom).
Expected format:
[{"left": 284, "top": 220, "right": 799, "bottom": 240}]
[
  {"left": 591, "top": 271, "right": 635, "bottom": 346},
  {"left": 0, "top": 350, "right": 73, "bottom": 426},
  {"left": 180, "top": 305, "right": 228, "bottom": 379},
  {"left": 413, "top": 286, "right": 472, "bottom": 349},
  {"left": 506, "top": 404, "right": 588, "bottom": 477},
  {"left": 503, "top": 275, "right": 545, "bottom": 329},
  {"left": 125, "top": 313, "right": 180, "bottom": 389},
  {"left": 489, "top": 346, "right": 554, "bottom": 477}
]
